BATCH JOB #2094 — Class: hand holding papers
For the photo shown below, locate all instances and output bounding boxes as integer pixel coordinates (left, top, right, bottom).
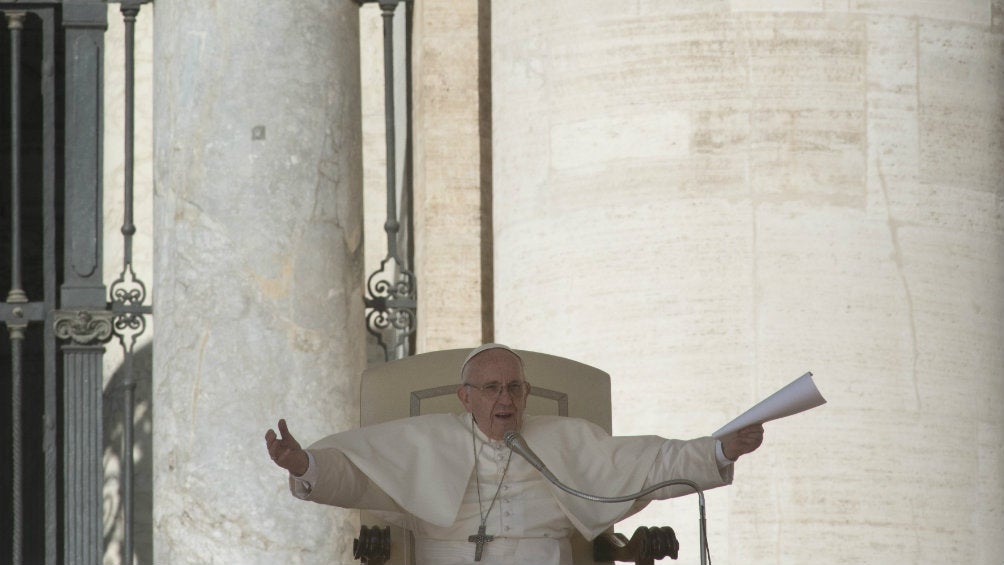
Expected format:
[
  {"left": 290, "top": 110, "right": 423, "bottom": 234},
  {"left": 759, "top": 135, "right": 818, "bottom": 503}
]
[{"left": 713, "top": 372, "right": 826, "bottom": 438}]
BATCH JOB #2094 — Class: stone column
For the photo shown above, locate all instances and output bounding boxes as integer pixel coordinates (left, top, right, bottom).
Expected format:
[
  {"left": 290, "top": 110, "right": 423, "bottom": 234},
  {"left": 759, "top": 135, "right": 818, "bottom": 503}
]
[
  {"left": 153, "top": 3, "right": 365, "bottom": 564},
  {"left": 410, "top": 0, "right": 488, "bottom": 350},
  {"left": 493, "top": 3, "right": 1003, "bottom": 564}
]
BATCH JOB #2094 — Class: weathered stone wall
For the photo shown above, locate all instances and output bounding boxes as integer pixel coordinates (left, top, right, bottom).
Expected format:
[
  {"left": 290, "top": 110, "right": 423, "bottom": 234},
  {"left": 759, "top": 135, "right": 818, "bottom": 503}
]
[
  {"left": 492, "top": 2, "right": 1003, "bottom": 564},
  {"left": 152, "top": 2, "right": 365, "bottom": 563}
]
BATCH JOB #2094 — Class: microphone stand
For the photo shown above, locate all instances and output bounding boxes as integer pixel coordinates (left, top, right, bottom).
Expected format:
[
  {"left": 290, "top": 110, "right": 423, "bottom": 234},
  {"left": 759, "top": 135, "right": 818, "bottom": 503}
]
[{"left": 504, "top": 431, "right": 708, "bottom": 565}]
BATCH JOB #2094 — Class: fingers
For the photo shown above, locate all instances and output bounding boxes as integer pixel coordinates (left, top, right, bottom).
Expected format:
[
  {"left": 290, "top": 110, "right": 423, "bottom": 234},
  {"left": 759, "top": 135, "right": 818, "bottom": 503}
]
[
  {"left": 266, "top": 419, "right": 306, "bottom": 472},
  {"left": 722, "top": 424, "right": 766, "bottom": 460},
  {"left": 738, "top": 424, "right": 764, "bottom": 442},
  {"left": 737, "top": 425, "right": 764, "bottom": 452},
  {"left": 265, "top": 422, "right": 286, "bottom": 463},
  {"left": 265, "top": 429, "right": 281, "bottom": 460}
]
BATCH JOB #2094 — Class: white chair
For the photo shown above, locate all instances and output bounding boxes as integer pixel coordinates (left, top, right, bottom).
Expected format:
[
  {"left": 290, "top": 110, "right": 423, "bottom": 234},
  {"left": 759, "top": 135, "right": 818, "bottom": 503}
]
[{"left": 352, "top": 348, "right": 677, "bottom": 565}]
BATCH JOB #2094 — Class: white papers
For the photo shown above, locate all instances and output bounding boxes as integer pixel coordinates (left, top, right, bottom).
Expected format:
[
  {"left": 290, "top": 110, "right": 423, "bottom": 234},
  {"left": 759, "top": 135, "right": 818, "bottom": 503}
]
[{"left": 712, "top": 372, "right": 826, "bottom": 438}]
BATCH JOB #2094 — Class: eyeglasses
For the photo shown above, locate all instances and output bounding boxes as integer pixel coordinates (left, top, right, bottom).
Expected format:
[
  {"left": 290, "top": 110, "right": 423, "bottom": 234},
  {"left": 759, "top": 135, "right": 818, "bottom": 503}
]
[{"left": 463, "top": 381, "right": 529, "bottom": 398}]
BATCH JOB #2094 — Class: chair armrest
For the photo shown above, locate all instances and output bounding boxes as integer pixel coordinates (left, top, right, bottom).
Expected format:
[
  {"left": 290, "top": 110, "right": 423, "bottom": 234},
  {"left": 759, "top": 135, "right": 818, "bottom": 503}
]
[
  {"left": 353, "top": 525, "right": 391, "bottom": 565},
  {"left": 593, "top": 526, "right": 680, "bottom": 565}
]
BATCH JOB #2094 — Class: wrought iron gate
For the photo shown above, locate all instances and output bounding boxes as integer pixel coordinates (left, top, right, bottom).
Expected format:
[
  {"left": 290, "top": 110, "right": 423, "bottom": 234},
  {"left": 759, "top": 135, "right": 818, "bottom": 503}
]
[
  {"left": 1, "top": 2, "right": 152, "bottom": 564},
  {"left": 4, "top": 1, "right": 412, "bottom": 563}
]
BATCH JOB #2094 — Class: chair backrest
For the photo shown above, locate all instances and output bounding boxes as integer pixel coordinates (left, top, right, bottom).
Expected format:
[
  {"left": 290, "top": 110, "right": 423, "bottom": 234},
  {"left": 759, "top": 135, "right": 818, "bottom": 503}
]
[{"left": 358, "top": 348, "right": 613, "bottom": 564}]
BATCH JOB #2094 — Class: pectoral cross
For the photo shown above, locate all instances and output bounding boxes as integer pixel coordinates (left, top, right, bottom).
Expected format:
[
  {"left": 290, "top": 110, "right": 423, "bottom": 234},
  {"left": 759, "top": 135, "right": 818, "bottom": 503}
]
[{"left": 468, "top": 524, "right": 494, "bottom": 561}]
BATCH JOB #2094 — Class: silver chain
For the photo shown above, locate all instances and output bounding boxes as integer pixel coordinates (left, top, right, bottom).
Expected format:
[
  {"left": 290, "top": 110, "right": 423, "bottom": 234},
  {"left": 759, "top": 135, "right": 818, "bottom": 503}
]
[{"left": 471, "top": 417, "right": 514, "bottom": 530}]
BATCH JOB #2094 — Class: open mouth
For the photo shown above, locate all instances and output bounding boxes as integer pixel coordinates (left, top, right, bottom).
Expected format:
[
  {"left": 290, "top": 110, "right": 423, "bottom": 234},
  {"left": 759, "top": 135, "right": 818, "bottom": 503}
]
[{"left": 494, "top": 411, "right": 515, "bottom": 422}]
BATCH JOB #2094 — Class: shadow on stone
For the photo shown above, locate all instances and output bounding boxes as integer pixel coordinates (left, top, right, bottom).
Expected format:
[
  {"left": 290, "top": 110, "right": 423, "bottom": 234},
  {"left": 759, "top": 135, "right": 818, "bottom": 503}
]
[{"left": 103, "top": 342, "right": 153, "bottom": 565}]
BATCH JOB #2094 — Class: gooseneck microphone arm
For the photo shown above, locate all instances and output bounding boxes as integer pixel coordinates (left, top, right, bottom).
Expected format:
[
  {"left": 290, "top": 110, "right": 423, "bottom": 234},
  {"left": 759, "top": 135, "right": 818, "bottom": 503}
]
[
  {"left": 504, "top": 430, "right": 706, "bottom": 503},
  {"left": 503, "top": 431, "right": 709, "bottom": 565}
]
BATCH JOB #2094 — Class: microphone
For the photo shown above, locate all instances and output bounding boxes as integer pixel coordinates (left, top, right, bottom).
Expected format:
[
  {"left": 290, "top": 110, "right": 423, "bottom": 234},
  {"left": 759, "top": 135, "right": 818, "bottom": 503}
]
[
  {"left": 502, "top": 430, "right": 710, "bottom": 565},
  {"left": 503, "top": 430, "right": 550, "bottom": 475}
]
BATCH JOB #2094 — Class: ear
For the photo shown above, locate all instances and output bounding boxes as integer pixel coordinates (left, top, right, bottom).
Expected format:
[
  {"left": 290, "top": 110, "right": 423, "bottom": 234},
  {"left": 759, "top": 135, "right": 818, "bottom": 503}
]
[{"left": 457, "top": 384, "right": 473, "bottom": 412}]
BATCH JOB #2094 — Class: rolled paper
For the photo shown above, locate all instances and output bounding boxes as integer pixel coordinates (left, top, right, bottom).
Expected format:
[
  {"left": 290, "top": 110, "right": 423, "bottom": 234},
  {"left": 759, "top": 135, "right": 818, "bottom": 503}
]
[{"left": 712, "top": 372, "right": 826, "bottom": 438}]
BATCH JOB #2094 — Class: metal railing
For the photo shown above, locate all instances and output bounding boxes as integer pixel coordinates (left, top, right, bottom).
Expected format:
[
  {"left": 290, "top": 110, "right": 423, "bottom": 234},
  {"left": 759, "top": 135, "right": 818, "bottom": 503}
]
[
  {"left": 105, "top": 4, "right": 154, "bottom": 563},
  {"left": 2, "top": 7, "right": 58, "bottom": 565},
  {"left": 361, "top": 0, "right": 417, "bottom": 362},
  {"left": 2, "top": 2, "right": 152, "bottom": 564}
]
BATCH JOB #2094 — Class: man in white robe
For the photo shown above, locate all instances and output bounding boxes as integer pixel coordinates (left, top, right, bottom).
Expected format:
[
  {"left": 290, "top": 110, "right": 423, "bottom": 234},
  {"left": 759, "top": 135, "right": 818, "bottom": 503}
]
[{"left": 266, "top": 344, "right": 765, "bottom": 565}]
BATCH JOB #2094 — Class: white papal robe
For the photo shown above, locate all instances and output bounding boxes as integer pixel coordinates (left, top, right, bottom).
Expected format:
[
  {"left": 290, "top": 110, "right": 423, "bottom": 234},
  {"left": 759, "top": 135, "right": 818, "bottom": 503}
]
[{"left": 290, "top": 413, "right": 733, "bottom": 565}]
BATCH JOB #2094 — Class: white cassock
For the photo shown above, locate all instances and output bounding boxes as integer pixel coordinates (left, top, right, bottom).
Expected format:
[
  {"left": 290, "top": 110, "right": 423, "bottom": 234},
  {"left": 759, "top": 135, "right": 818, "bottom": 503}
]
[{"left": 290, "top": 413, "right": 733, "bottom": 565}]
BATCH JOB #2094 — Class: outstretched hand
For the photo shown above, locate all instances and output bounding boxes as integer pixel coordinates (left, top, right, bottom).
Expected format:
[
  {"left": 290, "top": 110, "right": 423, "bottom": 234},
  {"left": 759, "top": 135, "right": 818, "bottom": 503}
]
[
  {"left": 265, "top": 419, "right": 309, "bottom": 477},
  {"left": 720, "top": 423, "right": 764, "bottom": 462}
]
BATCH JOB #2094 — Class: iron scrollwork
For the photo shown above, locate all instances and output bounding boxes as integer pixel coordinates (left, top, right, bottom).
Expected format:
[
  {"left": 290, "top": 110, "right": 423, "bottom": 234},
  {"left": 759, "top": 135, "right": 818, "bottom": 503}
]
[
  {"left": 53, "top": 310, "right": 115, "bottom": 345},
  {"left": 365, "top": 255, "right": 416, "bottom": 360},
  {"left": 363, "top": 0, "right": 416, "bottom": 361},
  {"left": 109, "top": 263, "right": 150, "bottom": 353}
]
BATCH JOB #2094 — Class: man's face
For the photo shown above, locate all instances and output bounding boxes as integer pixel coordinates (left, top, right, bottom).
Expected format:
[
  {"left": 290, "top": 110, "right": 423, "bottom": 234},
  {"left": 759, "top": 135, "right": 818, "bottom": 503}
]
[{"left": 457, "top": 348, "right": 530, "bottom": 441}]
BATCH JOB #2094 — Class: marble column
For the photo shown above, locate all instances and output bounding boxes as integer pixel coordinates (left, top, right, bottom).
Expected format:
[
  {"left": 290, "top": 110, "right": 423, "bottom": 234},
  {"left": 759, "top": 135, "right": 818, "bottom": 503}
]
[
  {"left": 492, "top": 2, "right": 1003, "bottom": 564},
  {"left": 153, "top": 2, "right": 365, "bottom": 564}
]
